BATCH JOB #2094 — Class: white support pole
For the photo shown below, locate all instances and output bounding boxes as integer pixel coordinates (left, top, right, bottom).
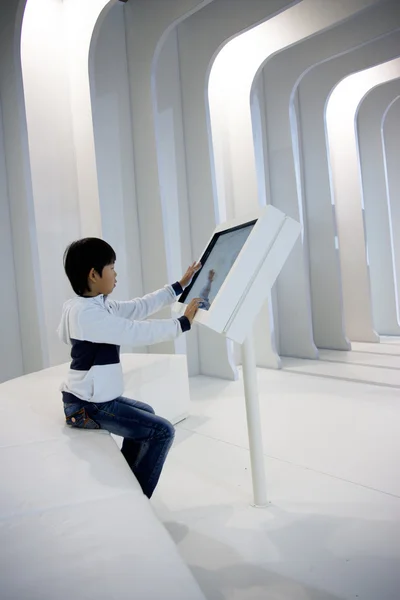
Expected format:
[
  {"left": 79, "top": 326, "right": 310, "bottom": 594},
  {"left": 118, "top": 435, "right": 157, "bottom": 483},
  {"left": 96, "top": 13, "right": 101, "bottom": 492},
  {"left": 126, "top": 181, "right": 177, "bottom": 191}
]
[{"left": 241, "top": 334, "right": 268, "bottom": 507}]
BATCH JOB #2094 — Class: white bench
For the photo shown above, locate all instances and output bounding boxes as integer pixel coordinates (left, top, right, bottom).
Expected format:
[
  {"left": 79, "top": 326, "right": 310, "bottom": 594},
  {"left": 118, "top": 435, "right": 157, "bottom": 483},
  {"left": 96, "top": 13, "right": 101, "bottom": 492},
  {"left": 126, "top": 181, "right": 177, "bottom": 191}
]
[
  {"left": 0, "top": 355, "right": 205, "bottom": 600},
  {"left": 121, "top": 352, "right": 190, "bottom": 424}
]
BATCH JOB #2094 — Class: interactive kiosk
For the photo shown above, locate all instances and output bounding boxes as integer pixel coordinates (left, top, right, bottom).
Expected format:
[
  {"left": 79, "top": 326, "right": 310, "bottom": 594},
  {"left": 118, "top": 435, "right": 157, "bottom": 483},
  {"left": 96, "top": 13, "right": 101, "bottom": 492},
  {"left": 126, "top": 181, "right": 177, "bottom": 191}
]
[{"left": 175, "top": 205, "right": 301, "bottom": 506}]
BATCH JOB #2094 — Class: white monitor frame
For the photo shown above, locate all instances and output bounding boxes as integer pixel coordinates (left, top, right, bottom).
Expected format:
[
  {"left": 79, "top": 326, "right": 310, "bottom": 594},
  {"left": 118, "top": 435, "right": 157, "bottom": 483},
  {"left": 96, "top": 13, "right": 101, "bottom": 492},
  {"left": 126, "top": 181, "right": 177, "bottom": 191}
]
[{"left": 174, "top": 205, "right": 301, "bottom": 344}]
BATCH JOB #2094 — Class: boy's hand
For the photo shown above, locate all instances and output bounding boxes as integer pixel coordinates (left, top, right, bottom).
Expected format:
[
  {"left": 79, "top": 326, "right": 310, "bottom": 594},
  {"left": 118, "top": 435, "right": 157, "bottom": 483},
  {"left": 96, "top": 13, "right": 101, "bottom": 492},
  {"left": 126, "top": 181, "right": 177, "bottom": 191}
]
[
  {"left": 180, "top": 262, "right": 201, "bottom": 288},
  {"left": 184, "top": 298, "right": 201, "bottom": 324}
]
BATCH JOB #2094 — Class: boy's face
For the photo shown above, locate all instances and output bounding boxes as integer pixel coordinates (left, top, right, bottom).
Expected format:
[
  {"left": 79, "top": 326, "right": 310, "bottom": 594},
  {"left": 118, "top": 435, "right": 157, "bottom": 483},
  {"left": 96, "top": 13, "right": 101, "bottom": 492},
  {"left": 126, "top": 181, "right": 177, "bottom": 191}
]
[
  {"left": 88, "top": 262, "right": 117, "bottom": 296},
  {"left": 99, "top": 263, "right": 117, "bottom": 295}
]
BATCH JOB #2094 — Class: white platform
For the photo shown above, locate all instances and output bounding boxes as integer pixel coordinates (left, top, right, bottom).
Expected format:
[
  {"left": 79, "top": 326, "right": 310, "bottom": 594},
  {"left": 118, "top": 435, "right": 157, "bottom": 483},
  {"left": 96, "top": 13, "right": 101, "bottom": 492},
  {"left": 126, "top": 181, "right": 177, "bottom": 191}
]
[
  {"left": 121, "top": 353, "right": 191, "bottom": 424},
  {"left": 0, "top": 354, "right": 204, "bottom": 600},
  {"left": 153, "top": 344, "right": 400, "bottom": 600}
]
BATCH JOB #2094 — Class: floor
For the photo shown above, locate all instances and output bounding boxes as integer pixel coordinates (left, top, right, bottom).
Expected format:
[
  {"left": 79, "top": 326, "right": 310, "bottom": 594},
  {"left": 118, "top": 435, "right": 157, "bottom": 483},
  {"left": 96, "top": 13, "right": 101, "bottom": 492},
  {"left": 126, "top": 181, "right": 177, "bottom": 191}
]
[{"left": 152, "top": 342, "right": 400, "bottom": 600}]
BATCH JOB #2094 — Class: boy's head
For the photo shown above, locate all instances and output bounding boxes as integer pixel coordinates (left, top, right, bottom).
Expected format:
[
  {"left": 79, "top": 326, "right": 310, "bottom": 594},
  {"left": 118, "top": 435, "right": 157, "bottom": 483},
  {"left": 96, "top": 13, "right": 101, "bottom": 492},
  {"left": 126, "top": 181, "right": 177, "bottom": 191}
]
[{"left": 64, "top": 238, "right": 117, "bottom": 297}]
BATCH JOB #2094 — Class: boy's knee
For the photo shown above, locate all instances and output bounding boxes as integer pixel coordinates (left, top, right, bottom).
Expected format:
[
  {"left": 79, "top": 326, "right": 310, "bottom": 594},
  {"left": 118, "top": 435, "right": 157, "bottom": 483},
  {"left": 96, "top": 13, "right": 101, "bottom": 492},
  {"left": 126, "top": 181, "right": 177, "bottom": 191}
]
[
  {"left": 164, "top": 420, "right": 175, "bottom": 442},
  {"left": 156, "top": 417, "right": 175, "bottom": 441}
]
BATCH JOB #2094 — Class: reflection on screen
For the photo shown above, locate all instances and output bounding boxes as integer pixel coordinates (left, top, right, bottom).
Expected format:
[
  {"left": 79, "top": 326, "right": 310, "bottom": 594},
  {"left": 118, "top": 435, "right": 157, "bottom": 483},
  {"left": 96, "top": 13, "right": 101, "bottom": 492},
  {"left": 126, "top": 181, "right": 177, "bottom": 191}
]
[{"left": 185, "top": 223, "right": 254, "bottom": 310}]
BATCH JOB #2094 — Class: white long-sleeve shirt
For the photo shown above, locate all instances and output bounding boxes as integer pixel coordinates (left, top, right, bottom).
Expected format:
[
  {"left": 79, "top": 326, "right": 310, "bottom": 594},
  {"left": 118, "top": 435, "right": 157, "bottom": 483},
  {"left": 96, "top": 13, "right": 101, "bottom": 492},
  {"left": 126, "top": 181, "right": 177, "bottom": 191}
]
[{"left": 58, "top": 283, "right": 189, "bottom": 403}]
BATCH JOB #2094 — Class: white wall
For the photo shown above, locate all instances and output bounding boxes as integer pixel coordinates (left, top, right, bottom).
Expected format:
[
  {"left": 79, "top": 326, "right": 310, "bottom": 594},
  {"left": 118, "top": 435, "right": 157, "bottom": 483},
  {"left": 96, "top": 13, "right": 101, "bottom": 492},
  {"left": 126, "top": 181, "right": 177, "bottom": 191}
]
[
  {"left": 90, "top": 2, "right": 142, "bottom": 310},
  {"left": 297, "top": 28, "right": 400, "bottom": 348},
  {"left": 123, "top": 0, "right": 212, "bottom": 359},
  {"left": 176, "top": 0, "right": 297, "bottom": 376},
  {"left": 357, "top": 79, "right": 400, "bottom": 335},
  {"left": 257, "top": 0, "right": 399, "bottom": 353},
  {"left": 383, "top": 97, "right": 400, "bottom": 306},
  {"left": 250, "top": 76, "right": 282, "bottom": 366},
  {"left": 153, "top": 28, "right": 194, "bottom": 365},
  {"left": 21, "top": 0, "right": 113, "bottom": 367},
  {"left": 208, "top": 0, "right": 379, "bottom": 368},
  {"left": 326, "top": 56, "right": 400, "bottom": 341},
  {"left": 0, "top": 0, "right": 47, "bottom": 376},
  {"left": 3, "top": 0, "right": 400, "bottom": 384},
  {"left": 63, "top": 0, "right": 113, "bottom": 238},
  {"left": 91, "top": 3, "right": 198, "bottom": 358},
  {"left": 0, "top": 100, "right": 24, "bottom": 383},
  {"left": 21, "top": 0, "right": 81, "bottom": 366},
  {"left": 8, "top": 0, "right": 212, "bottom": 376}
]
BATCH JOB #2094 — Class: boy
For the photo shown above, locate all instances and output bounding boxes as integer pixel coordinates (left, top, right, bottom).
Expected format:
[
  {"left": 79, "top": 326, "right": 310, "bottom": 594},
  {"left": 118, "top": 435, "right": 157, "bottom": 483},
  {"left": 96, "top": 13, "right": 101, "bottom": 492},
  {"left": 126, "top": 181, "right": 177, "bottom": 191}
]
[{"left": 58, "top": 237, "right": 201, "bottom": 499}]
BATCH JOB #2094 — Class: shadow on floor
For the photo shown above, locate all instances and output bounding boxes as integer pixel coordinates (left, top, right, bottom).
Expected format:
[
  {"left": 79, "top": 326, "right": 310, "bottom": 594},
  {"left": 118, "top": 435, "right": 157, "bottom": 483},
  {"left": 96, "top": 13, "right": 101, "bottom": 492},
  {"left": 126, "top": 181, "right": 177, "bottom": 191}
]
[{"left": 160, "top": 503, "right": 400, "bottom": 600}]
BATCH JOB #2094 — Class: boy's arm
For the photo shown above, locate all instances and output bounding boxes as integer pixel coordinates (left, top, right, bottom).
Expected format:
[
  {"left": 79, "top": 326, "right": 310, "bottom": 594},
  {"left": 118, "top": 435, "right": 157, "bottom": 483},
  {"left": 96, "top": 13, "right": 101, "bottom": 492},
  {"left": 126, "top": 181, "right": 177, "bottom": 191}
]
[
  {"left": 75, "top": 303, "right": 190, "bottom": 347},
  {"left": 107, "top": 283, "right": 183, "bottom": 321}
]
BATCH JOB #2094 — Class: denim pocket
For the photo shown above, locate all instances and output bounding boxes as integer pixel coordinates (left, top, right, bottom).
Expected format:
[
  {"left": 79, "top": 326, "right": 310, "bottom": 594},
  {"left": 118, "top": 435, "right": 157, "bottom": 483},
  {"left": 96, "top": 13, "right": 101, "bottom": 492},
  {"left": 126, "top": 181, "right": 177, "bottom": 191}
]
[{"left": 65, "top": 406, "right": 101, "bottom": 430}]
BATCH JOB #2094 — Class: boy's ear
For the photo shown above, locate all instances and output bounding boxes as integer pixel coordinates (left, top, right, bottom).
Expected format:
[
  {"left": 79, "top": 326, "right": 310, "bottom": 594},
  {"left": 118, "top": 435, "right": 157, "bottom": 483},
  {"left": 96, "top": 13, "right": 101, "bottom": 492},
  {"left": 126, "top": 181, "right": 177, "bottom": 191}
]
[{"left": 88, "top": 268, "right": 98, "bottom": 283}]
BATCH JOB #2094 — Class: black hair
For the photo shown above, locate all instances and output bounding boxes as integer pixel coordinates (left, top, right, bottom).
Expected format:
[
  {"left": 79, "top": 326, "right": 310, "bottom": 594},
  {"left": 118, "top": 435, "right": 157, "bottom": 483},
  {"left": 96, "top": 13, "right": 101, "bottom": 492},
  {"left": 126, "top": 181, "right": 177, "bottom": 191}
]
[{"left": 63, "top": 238, "right": 116, "bottom": 296}]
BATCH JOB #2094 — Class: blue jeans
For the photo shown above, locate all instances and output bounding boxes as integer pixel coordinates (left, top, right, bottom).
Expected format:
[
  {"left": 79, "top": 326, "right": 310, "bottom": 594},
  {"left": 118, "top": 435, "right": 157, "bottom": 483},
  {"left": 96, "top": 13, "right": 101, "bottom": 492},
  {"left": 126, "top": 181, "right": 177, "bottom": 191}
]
[{"left": 62, "top": 392, "right": 175, "bottom": 499}]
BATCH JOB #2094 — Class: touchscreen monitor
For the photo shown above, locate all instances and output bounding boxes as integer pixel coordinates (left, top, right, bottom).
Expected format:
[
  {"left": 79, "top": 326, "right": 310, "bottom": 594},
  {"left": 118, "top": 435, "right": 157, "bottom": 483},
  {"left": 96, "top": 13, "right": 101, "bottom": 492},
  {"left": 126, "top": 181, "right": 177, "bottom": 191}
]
[{"left": 179, "top": 220, "right": 256, "bottom": 310}]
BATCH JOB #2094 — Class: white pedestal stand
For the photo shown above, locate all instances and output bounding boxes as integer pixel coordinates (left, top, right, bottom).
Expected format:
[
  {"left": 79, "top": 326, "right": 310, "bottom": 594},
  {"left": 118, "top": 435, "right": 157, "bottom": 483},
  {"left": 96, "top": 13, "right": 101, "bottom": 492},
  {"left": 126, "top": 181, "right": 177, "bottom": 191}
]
[{"left": 241, "top": 334, "right": 268, "bottom": 508}]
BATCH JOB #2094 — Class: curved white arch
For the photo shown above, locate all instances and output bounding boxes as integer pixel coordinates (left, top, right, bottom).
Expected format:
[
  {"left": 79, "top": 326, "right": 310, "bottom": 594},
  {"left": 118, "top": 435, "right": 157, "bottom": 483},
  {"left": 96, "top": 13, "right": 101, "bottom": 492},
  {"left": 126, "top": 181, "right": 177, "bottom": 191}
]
[
  {"left": 87, "top": 0, "right": 214, "bottom": 366},
  {"left": 119, "top": 0, "right": 214, "bottom": 361},
  {"left": 153, "top": 0, "right": 297, "bottom": 377},
  {"left": 297, "top": 29, "right": 400, "bottom": 349},
  {"left": 0, "top": 0, "right": 47, "bottom": 377},
  {"left": 89, "top": 1, "right": 142, "bottom": 315},
  {"left": 356, "top": 80, "right": 400, "bottom": 335},
  {"left": 326, "top": 57, "right": 400, "bottom": 342},
  {"left": 252, "top": 0, "right": 400, "bottom": 353},
  {"left": 63, "top": 0, "right": 115, "bottom": 236},
  {"left": 20, "top": 0, "right": 114, "bottom": 366},
  {"left": 208, "top": 0, "right": 381, "bottom": 368},
  {"left": 382, "top": 96, "right": 400, "bottom": 308}
]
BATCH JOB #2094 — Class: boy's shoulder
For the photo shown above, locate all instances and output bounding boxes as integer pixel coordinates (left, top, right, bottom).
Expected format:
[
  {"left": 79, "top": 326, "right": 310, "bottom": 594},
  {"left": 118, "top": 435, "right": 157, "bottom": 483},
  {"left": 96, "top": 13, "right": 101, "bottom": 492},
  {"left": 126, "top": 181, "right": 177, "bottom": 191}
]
[
  {"left": 65, "top": 295, "right": 108, "bottom": 319},
  {"left": 59, "top": 295, "right": 112, "bottom": 345}
]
